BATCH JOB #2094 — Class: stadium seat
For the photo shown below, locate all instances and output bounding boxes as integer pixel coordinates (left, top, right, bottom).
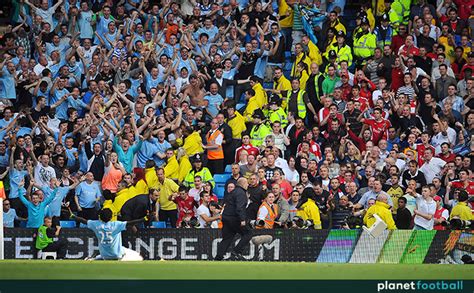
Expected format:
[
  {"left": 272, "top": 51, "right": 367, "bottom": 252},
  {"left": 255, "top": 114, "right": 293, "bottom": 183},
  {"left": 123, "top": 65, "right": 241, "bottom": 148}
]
[
  {"left": 236, "top": 103, "right": 245, "bottom": 111},
  {"left": 214, "top": 174, "right": 231, "bottom": 184},
  {"left": 224, "top": 165, "right": 232, "bottom": 173},
  {"left": 151, "top": 221, "right": 167, "bottom": 228},
  {"left": 214, "top": 186, "right": 225, "bottom": 199},
  {"left": 263, "top": 82, "right": 273, "bottom": 89},
  {"left": 60, "top": 221, "right": 76, "bottom": 228},
  {"left": 284, "top": 51, "right": 292, "bottom": 60}
]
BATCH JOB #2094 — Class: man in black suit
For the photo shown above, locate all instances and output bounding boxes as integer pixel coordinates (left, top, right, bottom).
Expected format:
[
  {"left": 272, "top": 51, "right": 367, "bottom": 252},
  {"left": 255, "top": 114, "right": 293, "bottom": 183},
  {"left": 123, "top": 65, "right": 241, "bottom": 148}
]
[
  {"left": 215, "top": 178, "right": 252, "bottom": 261},
  {"left": 120, "top": 189, "right": 160, "bottom": 225}
]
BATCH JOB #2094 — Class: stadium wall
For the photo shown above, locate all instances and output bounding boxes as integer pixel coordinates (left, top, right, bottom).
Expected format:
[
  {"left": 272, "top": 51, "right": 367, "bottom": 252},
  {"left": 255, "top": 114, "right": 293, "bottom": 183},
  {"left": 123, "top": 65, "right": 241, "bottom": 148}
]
[{"left": 3, "top": 229, "right": 472, "bottom": 263}]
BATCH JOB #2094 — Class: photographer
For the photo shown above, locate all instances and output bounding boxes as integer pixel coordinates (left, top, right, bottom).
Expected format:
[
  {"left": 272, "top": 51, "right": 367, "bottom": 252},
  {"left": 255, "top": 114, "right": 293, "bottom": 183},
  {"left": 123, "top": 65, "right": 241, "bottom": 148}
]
[
  {"left": 449, "top": 190, "right": 473, "bottom": 221},
  {"left": 256, "top": 192, "right": 279, "bottom": 229},
  {"left": 270, "top": 182, "right": 290, "bottom": 227},
  {"left": 296, "top": 188, "right": 322, "bottom": 229}
]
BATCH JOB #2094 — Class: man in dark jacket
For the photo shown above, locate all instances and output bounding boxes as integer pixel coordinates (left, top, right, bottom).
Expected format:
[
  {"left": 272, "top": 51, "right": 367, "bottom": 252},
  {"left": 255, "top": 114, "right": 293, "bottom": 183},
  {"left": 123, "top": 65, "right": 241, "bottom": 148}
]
[
  {"left": 215, "top": 178, "right": 252, "bottom": 261},
  {"left": 120, "top": 189, "right": 159, "bottom": 224}
]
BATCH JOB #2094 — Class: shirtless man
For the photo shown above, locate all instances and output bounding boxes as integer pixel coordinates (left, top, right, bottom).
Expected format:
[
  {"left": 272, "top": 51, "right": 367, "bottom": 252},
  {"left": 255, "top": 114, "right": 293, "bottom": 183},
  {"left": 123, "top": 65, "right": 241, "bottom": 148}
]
[{"left": 182, "top": 74, "right": 206, "bottom": 108}]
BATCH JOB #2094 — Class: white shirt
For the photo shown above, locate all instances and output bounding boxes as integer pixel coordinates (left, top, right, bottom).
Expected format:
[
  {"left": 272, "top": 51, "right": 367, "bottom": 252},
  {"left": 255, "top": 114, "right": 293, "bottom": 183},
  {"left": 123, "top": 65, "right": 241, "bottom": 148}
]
[
  {"left": 431, "top": 127, "right": 457, "bottom": 154},
  {"left": 34, "top": 164, "right": 56, "bottom": 188},
  {"left": 189, "top": 187, "right": 202, "bottom": 203},
  {"left": 420, "top": 157, "right": 446, "bottom": 183},
  {"left": 414, "top": 195, "right": 436, "bottom": 230},
  {"left": 197, "top": 204, "right": 211, "bottom": 228}
]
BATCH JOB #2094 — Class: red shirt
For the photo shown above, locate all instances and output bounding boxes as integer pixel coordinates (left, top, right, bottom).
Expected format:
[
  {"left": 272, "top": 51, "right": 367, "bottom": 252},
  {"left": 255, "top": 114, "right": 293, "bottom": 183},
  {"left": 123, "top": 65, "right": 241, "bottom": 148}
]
[
  {"left": 391, "top": 35, "right": 407, "bottom": 54},
  {"left": 364, "top": 118, "right": 391, "bottom": 143},
  {"left": 451, "top": 180, "right": 474, "bottom": 195},
  {"left": 453, "top": 0, "right": 472, "bottom": 20},
  {"left": 434, "top": 207, "right": 448, "bottom": 230},
  {"left": 278, "top": 180, "right": 293, "bottom": 200},
  {"left": 352, "top": 96, "right": 369, "bottom": 112},
  {"left": 416, "top": 144, "right": 435, "bottom": 166},
  {"left": 391, "top": 67, "right": 404, "bottom": 91},
  {"left": 235, "top": 144, "right": 260, "bottom": 163},
  {"left": 399, "top": 45, "right": 420, "bottom": 58},
  {"left": 174, "top": 196, "right": 198, "bottom": 225},
  {"left": 437, "top": 152, "right": 456, "bottom": 163}
]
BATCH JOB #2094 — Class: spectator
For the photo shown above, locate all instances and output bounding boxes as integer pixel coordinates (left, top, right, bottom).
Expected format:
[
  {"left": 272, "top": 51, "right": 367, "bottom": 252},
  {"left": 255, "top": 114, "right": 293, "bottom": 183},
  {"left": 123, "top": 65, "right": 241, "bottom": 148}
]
[
  {"left": 413, "top": 186, "right": 436, "bottom": 230},
  {"left": 395, "top": 197, "right": 412, "bottom": 229},
  {"left": 363, "top": 193, "right": 396, "bottom": 230},
  {"left": 2, "top": 199, "right": 26, "bottom": 227}
]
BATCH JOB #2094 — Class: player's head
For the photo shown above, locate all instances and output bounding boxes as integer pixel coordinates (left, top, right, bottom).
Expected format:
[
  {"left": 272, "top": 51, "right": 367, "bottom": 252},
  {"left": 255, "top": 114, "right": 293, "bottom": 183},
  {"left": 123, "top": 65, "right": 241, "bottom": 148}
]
[{"left": 99, "top": 208, "right": 113, "bottom": 223}]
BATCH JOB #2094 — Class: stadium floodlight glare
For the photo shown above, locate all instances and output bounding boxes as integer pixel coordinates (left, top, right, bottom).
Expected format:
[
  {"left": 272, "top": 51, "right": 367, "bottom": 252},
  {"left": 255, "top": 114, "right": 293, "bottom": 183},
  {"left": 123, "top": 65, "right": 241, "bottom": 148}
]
[{"left": 0, "top": 198, "right": 4, "bottom": 260}]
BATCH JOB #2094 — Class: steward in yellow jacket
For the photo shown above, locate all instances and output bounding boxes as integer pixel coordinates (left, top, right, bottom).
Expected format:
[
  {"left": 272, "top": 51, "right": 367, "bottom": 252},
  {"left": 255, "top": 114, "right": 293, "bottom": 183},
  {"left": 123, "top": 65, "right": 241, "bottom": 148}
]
[
  {"left": 325, "top": 30, "right": 353, "bottom": 67},
  {"left": 302, "top": 35, "right": 322, "bottom": 66},
  {"left": 296, "top": 198, "right": 322, "bottom": 229},
  {"left": 163, "top": 150, "right": 179, "bottom": 182},
  {"left": 364, "top": 197, "right": 397, "bottom": 230},
  {"left": 353, "top": 18, "right": 376, "bottom": 63},
  {"left": 291, "top": 43, "right": 312, "bottom": 78},
  {"left": 225, "top": 101, "right": 247, "bottom": 140}
]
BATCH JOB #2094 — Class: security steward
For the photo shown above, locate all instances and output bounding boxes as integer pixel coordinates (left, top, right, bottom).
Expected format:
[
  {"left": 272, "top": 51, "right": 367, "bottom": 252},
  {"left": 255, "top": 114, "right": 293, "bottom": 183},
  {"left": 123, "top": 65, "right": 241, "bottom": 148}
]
[
  {"left": 268, "top": 96, "right": 288, "bottom": 128},
  {"left": 353, "top": 17, "right": 376, "bottom": 66},
  {"left": 281, "top": 79, "right": 317, "bottom": 123},
  {"left": 215, "top": 178, "right": 252, "bottom": 261},
  {"left": 203, "top": 118, "right": 225, "bottom": 175},
  {"left": 35, "top": 217, "right": 68, "bottom": 259},
  {"left": 249, "top": 109, "right": 271, "bottom": 148}
]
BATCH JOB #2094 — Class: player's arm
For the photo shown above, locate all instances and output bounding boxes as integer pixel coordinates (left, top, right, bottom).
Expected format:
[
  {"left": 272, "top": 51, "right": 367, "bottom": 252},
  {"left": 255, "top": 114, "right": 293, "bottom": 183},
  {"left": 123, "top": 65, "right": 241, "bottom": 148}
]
[
  {"left": 126, "top": 217, "right": 148, "bottom": 226},
  {"left": 70, "top": 212, "right": 88, "bottom": 224}
]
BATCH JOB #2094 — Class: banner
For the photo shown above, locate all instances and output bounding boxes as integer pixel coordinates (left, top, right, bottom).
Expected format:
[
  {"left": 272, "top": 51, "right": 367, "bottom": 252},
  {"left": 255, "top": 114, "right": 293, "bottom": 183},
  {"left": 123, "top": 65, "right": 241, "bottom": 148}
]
[{"left": 3, "top": 228, "right": 472, "bottom": 263}]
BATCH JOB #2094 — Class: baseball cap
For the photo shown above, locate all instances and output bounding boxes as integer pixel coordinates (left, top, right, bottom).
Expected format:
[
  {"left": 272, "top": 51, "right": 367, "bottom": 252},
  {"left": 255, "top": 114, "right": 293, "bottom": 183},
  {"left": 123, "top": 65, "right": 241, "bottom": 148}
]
[{"left": 433, "top": 196, "right": 442, "bottom": 202}]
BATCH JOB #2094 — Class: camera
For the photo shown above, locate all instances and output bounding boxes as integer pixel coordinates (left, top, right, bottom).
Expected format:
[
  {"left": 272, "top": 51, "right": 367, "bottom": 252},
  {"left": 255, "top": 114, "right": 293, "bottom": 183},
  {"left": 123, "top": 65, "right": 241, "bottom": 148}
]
[
  {"left": 290, "top": 216, "right": 314, "bottom": 229},
  {"left": 342, "top": 215, "right": 363, "bottom": 229},
  {"left": 249, "top": 219, "right": 265, "bottom": 229},
  {"left": 180, "top": 216, "right": 200, "bottom": 228},
  {"left": 441, "top": 218, "right": 473, "bottom": 230}
]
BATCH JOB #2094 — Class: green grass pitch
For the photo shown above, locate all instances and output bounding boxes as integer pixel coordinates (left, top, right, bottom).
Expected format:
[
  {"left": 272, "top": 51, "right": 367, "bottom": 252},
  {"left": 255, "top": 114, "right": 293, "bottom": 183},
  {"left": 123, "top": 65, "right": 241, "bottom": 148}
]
[{"left": 0, "top": 261, "right": 472, "bottom": 280}]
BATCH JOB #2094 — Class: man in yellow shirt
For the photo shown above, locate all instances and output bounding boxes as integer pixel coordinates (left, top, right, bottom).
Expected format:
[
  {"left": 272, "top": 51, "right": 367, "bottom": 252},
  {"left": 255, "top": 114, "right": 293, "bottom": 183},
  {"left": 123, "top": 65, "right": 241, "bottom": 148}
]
[
  {"left": 450, "top": 191, "right": 473, "bottom": 221},
  {"left": 364, "top": 193, "right": 397, "bottom": 230},
  {"left": 225, "top": 100, "right": 246, "bottom": 140},
  {"left": 153, "top": 168, "right": 179, "bottom": 227},
  {"left": 243, "top": 76, "right": 268, "bottom": 121},
  {"left": 182, "top": 126, "right": 204, "bottom": 156},
  {"left": 163, "top": 148, "right": 179, "bottom": 182}
]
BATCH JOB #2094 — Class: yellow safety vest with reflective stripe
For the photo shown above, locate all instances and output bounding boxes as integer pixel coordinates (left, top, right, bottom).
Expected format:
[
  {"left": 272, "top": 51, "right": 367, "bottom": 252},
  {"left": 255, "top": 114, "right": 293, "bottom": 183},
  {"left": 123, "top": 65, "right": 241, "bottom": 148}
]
[
  {"left": 286, "top": 90, "right": 307, "bottom": 119},
  {"left": 392, "top": 0, "right": 410, "bottom": 26},
  {"left": 250, "top": 123, "right": 271, "bottom": 147},
  {"left": 353, "top": 33, "right": 377, "bottom": 59},
  {"left": 268, "top": 107, "right": 288, "bottom": 128},
  {"left": 330, "top": 44, "right": 353, "bottom": 67}
]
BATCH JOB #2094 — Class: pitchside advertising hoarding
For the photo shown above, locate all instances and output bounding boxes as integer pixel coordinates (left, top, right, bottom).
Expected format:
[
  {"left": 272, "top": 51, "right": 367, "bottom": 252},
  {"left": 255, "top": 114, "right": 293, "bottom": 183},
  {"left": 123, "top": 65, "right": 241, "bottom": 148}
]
[{"left": 3, "top": 229, "right": 473, "bottom": 263}]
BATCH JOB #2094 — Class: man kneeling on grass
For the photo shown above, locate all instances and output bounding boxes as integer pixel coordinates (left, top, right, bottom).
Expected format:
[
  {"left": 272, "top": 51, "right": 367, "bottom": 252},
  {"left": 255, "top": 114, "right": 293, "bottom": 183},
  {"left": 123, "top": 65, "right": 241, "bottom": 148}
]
[{"left": 70, "top": 208, "right": 145, "bottom": 261}]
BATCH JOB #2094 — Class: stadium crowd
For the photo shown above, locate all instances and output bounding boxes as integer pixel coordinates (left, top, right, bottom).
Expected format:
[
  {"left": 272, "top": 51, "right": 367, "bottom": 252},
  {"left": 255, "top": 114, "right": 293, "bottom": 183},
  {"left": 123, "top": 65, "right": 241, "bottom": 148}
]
[{"left": 0, "top": 0, "right": 473, "bottom": 233}]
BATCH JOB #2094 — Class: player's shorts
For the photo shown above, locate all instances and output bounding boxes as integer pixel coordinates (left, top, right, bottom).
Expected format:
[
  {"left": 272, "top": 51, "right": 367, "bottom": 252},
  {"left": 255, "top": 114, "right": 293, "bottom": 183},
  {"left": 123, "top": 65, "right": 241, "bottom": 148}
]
[{"left": 89, "top": 247, "right": 143, "bottom": 261}]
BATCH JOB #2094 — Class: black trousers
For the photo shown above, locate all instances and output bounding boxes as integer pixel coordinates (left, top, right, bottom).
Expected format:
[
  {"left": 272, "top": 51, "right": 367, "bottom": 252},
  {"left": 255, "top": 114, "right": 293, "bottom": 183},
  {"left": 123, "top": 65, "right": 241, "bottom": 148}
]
[
  {"left": 42, "top": 238, "right": 68, "bottom": 259},
  {"left": 79, "top": 208, "right": 98, "bottom": 220},
  {"left": 215, "top": 216, "right": 252, "bottom": 260},
  {"left": 159, "top": 209, "right": 178, "bottom": 227},
  {"left": 207, "top": 159, "right": 224, "bottom": 175}
]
